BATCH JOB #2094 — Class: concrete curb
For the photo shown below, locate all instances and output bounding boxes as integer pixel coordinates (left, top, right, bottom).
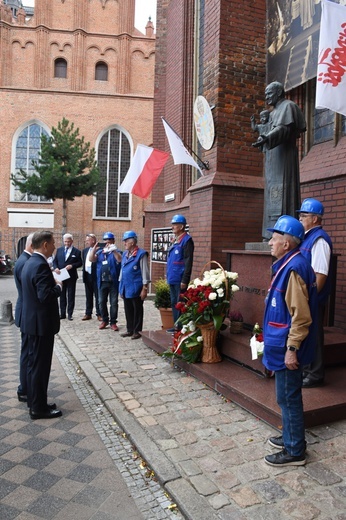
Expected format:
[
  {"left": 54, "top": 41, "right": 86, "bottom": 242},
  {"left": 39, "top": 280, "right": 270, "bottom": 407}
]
[{"left": 58, "top": 329, "right": 220, "bottom": 520}]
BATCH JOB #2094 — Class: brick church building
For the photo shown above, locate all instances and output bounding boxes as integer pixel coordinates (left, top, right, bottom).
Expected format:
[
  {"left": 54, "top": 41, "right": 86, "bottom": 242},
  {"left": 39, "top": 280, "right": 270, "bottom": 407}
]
[
  {"left": 145, "top": 0, "right": 346, "bottom": 334},
  {"left": 0, "top": 0, "right": 155, "bottom": 251}
]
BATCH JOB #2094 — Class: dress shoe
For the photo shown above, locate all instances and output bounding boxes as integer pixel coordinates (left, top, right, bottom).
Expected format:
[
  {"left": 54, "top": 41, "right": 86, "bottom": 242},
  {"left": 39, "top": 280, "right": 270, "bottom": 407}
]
[
  {"left": 110, "top": 324, "right": 119, "bottom": 331},
  {"left": 82, "top": 315, "right": 92, "bottom": 321},
  {"left": 120, "top": 332, "right": 133, "bottom": 337},
  {"left": 264, "top": 449, "right": 306, "bottom": 466},
  {"left": 60, "top": 315, "right": 66, "bottom": 320},
  {"left": 30, "top": 409, "right": 62, "bottom": 420},
  {"left": 17, "top": 392, "right": 28, "bottom": 403},
  {"left": 68, "top": 316, "right": 73, "bottom": 321},
  {"left": 99, "top": 321, "right": 108, "bottom": 330},
  {"left": 97, "top": 316, "right": 103, "bottom": 322},
  {"left": 131, "top": 333, "right": 141, "bottom": 340},
  {"left": 302, "top": 377, "right": 324, "bottom": 388}
]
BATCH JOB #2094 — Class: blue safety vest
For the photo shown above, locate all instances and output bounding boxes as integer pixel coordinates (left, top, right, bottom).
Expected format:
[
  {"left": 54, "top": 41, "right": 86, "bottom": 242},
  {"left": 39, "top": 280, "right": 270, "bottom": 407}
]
[
  {"left": 263, "top": 248, "right": 318, "bottom": 371},
  {"left": 300, "top": 226, "right": 332, "bottom": 306},
  {"left": 167, "top": 233, "right": 192, "bottom": 285},
  {"left": 119, "top": 248, "right": 147, "bottom": 298}
]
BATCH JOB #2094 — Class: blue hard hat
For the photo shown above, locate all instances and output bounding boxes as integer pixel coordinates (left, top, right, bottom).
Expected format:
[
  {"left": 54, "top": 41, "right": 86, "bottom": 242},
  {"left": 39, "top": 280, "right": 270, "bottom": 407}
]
[
  {"left": 171, "top": 214, "right": 186, "bottom": 225},
  {"left": 267, "top": 215, "right": 305, "bottom": 241},
  {"left": 103, "top": 231, "right": 115, "bottom": 240},
  {"left": 296, "top": 198, "right": 324, "bottom": 216},
  {"left": 122, "top": 230, "right": 137, "bottom": 241}
]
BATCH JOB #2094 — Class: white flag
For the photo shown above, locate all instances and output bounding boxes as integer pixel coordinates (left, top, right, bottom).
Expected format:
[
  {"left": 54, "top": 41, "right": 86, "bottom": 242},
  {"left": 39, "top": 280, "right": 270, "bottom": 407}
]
[
  {"left": 316, "top": 0, "right": 346, "bottom": 116},
  {"left": 162, "top": 117, "right": 203, "bottom": 176}
]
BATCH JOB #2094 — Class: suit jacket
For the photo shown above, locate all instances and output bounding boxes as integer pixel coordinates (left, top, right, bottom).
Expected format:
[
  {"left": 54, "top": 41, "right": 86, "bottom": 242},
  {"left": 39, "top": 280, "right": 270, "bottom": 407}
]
[
  {"left": 14, "top": 250, "right": 31, "bottom": 328},
  {"left": 53, "top": 246, "right": 82, "bottom": 282},
  {"left": 82, "top": 246, "right": 97, "bottom": 283},
  {"left": 21, "top": 253, "right": 61, "bottom": 336}
]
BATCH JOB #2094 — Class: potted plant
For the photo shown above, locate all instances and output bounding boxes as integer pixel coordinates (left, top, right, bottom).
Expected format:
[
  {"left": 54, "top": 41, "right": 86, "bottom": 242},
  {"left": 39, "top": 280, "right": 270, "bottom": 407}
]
[
  {"left": 229, "top": 310, "right": 244, "bottom": 334},
  {"left": 153, "top": 278, "right": 174, "bottom": 329}
]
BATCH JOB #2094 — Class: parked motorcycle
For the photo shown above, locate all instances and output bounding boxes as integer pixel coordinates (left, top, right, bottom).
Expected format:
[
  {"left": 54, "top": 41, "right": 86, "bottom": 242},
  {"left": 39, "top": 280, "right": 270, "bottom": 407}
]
[{"left": 0, "top": 251, "right": 14, "bottom": 275}]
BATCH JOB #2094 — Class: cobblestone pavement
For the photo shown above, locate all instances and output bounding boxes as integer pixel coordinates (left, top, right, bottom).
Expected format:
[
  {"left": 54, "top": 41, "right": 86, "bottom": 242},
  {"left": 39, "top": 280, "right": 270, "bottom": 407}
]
[{"left": 1, "top": 277, "right": 346, "bottom": 519}]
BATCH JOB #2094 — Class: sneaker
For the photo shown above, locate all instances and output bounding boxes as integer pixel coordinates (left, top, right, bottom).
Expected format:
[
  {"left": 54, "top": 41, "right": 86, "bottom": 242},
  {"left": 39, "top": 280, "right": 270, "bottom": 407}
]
[
  {"left": 264, "top": 449, "right": 306, "bottom": 467},
  {"left": 110, "top": 324, "right": 119, "bottom": 331},
  {"left": 268, "top": 435, "right": 284, "bottom": 449},
  {"left": 268, "top": 436, "right": 307, "bottom": 452},
  {"left": 166, "top": 328, "right": 176, "bottom": 334}
]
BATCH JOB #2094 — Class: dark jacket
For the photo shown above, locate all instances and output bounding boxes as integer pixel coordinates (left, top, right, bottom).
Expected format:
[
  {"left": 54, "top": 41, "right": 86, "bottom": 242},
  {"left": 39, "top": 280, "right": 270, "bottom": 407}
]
[
  {"left": 82, "top": 246, "right": 98, "bottom": 283},
  {"left": 53, "top": 246, "right": 82, "bottom": 281},
  {"left": 21, "top": 253, "right": 61, "bottom": 336},
  {"left": 14, "top": 250, "right": 31, "bottom": 328}
]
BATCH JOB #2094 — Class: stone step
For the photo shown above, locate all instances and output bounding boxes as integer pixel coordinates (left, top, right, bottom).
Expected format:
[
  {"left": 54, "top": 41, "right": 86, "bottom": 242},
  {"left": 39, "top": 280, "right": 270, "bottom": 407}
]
[{"left": 141, "top": 329, "right": 346, "bottom": 429}]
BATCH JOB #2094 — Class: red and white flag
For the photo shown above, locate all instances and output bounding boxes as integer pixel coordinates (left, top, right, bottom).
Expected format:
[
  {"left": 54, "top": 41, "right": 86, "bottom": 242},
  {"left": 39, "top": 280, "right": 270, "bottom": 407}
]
[
  {"left": 118, "top": 144, "right": 170, "bottom": 199},
  {"left": 162, "top": 118, "right": 203, "bottom": 176},
  {"left": 316, "top": 0, "right": 346, "bottom": 115}
]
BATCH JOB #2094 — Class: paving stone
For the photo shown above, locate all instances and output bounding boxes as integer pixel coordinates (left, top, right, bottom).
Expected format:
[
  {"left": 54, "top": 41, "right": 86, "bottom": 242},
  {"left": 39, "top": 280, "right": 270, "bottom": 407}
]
[
  {"left": 190, "top": 474, "right": 219, "bottom": 496},
  {"left": 253, "top": 480, "right": 289, "bottom": 502},
  {"left": 304, "top": 462, "right": 343, "bottom": 485}
]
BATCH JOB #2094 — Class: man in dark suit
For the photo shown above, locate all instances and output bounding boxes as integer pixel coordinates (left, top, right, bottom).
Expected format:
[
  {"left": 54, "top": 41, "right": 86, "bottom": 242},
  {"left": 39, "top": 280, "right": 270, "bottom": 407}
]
[
  {"left": 81, "top": 233, "right": 101, "bottom": 321},
  {"left": 14, "top": 233, "right": 34, "bottom": 402},
  {"left": 53, "top": 233, "right": 82, "bottom": 320},
  {"left": 21, "top": 231, "right": 63, "bottom": 420}
]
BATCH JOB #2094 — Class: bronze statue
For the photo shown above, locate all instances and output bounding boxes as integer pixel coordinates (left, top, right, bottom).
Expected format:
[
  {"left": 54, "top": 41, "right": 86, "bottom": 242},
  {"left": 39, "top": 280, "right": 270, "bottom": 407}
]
[{"left": 252, "top": 82, "right": 306, "bottom": 240}]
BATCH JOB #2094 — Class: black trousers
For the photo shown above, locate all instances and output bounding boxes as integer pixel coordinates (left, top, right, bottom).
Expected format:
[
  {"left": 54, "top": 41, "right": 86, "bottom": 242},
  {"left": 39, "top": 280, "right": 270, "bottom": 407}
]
[
  {"left": 18, "top": 332, "right": 30, "bottom": 395},
  {"left": 27, "top": 333, "right": 54, "bottom": 412},
  {"left": 84, "top": 273, "right": 100, "bottom": 317},
  {"left": 60, "top": 278, "right": 77, "bottom": 318},
  {"left": 123, "top": 296, "right": 144, "bottom": 334}
]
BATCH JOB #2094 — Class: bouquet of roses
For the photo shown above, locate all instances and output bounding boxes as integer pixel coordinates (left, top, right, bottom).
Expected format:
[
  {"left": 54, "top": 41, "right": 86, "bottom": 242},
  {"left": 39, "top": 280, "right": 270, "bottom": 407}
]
[
  {"left": 176, "top": 267, "right": 239, "bottom": 331},
  {"left": 250, "top": 323, "right": 264, "bottom": 360},
  {"left": 161, "top": 321, "right": 203, "bottom": 363}
]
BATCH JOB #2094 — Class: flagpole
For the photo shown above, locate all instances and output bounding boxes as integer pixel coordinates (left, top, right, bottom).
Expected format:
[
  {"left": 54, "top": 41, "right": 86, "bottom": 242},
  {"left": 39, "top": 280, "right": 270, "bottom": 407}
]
[{"left": 161, "top": 117, "right": 210, "bottom": 171}]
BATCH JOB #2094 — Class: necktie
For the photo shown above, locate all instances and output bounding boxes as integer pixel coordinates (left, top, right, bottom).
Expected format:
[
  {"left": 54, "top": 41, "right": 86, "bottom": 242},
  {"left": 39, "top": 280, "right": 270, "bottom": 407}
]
[{"left": 65, "top": 247, "right": 69, "bottom": 261}]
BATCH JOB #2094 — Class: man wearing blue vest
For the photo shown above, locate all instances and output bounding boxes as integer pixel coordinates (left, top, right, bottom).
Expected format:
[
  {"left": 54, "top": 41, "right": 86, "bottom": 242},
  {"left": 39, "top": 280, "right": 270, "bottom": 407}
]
[
  {"left": 88, "top": 232, "right": 122, "bottom": 331},
  {"left": 166, "top": 214, "right": 194, "bottom": 332},
  {"left": 119, "top": 231, "right": 150, "bottom": 340},
  {"left": 297, "top": 198, "right": 333, "bottom": 388},
  {"left": 263, "top": 216, "right": 318, "bottom": 467}
]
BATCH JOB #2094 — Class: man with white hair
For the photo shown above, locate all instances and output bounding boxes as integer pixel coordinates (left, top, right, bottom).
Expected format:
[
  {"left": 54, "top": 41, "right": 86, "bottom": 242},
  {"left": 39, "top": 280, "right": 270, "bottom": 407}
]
[
  {"left": 263, "top": 215, "right": 318, "bottom": 467},
  {"left": 53, "top": 233, "right": 82, "bottom": 320}
]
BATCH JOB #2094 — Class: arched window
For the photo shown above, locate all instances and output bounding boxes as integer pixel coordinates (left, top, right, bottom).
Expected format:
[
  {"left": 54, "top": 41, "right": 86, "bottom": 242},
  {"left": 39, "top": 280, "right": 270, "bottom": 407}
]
[
  {"left": 95, "top": 128, "right": 131, "bottom": 219},
  {"left": 95, "top": 61, "right": 108, "bottom": 81},
  {"left": 12, "top": 123, "right": 50, "bottom": 202},
  {"left": 54, "top": 58, "right": 67, "bottom": 78}
]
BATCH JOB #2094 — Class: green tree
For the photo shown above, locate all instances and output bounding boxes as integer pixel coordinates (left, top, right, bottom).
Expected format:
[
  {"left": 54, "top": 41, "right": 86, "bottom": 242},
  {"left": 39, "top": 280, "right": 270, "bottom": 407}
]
[{"left": 11, "top": 118, "right": 103, "bottom": 233}]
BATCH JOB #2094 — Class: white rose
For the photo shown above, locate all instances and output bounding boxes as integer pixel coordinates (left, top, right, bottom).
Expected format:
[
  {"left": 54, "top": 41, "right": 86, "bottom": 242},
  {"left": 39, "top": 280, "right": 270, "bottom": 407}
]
[
  {"left": 232, "top": 284, "right": 240, "bottom": 293},
  {"left": 217, "top": 288, "right": 224, "bottom": 297},
  {"left": 181, "top": 326, "right": 187, "bottom": 334},
  {"left": 209, "top": 292, "right": 217, "bottom": 301},
  {"left": 197, "top": 336, "right": 203, "bottom": 342}
]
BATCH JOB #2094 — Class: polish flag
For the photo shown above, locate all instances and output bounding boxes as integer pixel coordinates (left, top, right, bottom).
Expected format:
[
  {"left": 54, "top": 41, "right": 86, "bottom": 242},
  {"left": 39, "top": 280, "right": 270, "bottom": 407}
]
[
  {"left": 316, "top": 0, "right": 346, "bottom": 115},
  {"left": 118, "top": 144, "right": 170, "bottom": 199}
]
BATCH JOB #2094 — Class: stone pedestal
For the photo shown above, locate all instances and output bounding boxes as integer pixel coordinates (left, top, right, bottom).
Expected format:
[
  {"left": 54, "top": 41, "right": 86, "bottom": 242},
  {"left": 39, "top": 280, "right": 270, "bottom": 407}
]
[
  {"left": 0, "top": 300, "right": 14, "bottom": 325},
  {"left": 223, "top": 248, "right": 272, "bottom": 326}
]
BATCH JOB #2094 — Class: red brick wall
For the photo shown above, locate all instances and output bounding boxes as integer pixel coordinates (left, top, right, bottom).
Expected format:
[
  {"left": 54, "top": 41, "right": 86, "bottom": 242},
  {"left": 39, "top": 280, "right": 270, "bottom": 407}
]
[
  {"left": 301, "top": 138, "right": 346, "bottom": 330},
  {"left": 147, "top": 0, "right": 266, "bottom": 283},
  {"left": 0, "top": 0, "right": 155, "bottom": 253}
]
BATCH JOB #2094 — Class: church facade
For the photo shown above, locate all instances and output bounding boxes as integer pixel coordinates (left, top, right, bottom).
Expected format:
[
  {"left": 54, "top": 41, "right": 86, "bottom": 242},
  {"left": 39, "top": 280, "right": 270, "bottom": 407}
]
[{"left": 0, "top": 0, "right": 155, "bottom": 251}]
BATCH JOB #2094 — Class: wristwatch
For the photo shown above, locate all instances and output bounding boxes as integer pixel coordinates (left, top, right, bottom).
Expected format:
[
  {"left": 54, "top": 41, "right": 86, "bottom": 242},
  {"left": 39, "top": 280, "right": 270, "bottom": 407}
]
[{"left": 287, "top": 346, "right": 297, "bottom": 352}]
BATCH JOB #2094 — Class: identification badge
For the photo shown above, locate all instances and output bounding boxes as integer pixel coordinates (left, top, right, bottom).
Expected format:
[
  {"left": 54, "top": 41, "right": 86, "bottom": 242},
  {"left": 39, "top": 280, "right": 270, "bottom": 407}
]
[{"left": 102, "top": 260, "right": 108, "bottom": 265}]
